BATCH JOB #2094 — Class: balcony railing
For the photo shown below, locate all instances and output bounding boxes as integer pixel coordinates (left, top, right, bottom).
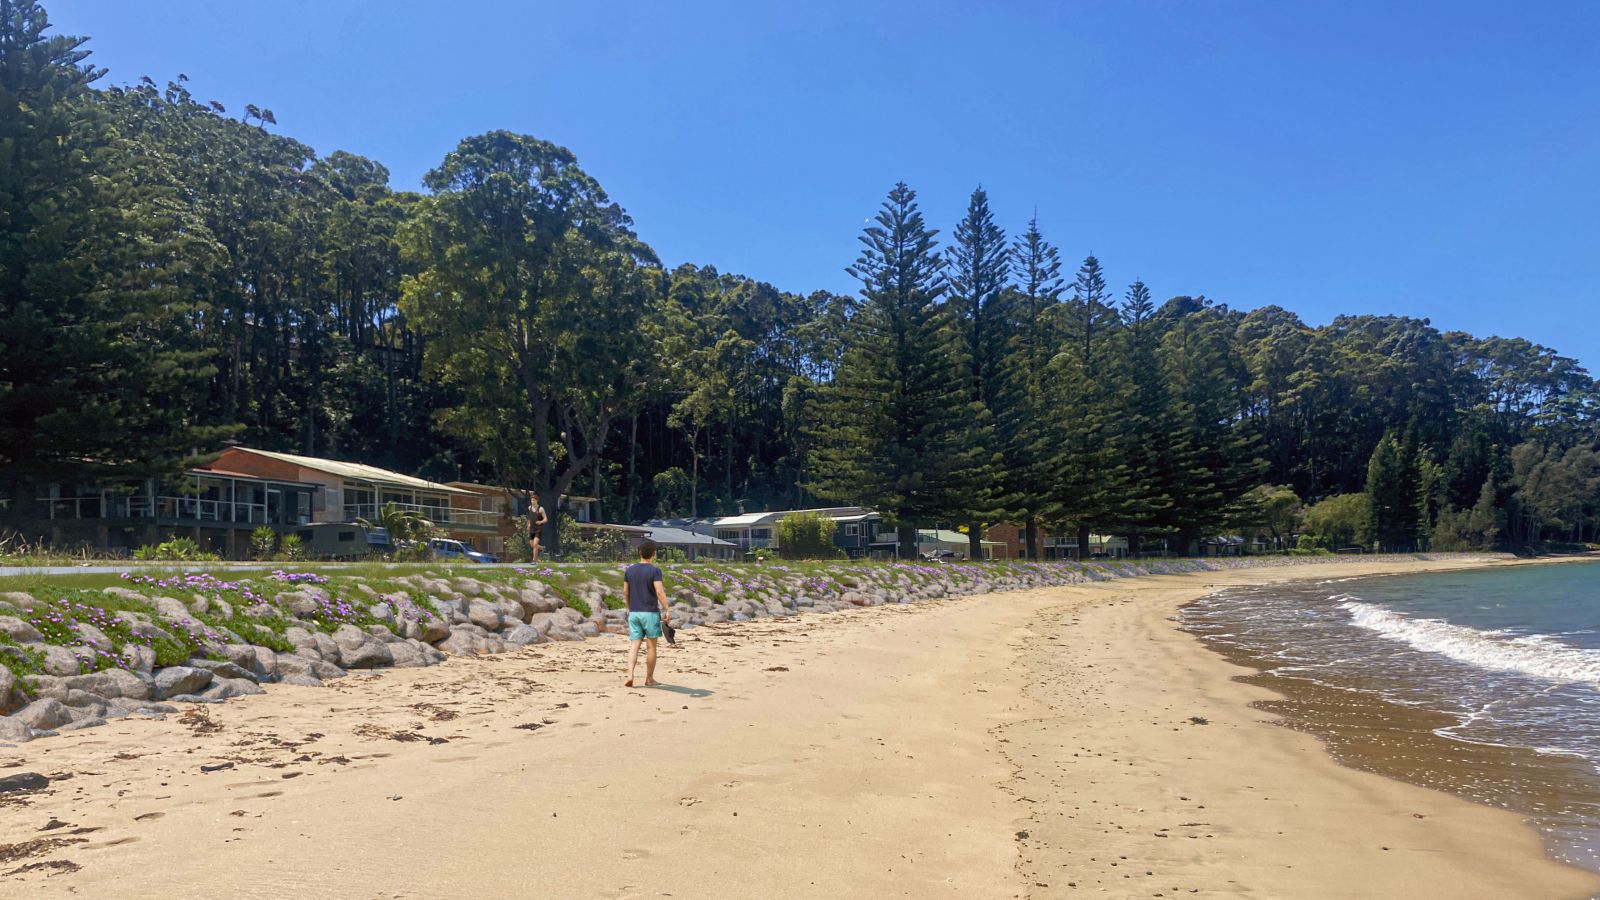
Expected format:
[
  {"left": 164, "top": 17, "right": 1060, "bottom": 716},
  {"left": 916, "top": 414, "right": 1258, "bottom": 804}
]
[
  {"left": 342, "top": 502, "right": 499, "bottom": 529},
  {"left": 40, "top": 495, "right": 297, "bottom": 525}
]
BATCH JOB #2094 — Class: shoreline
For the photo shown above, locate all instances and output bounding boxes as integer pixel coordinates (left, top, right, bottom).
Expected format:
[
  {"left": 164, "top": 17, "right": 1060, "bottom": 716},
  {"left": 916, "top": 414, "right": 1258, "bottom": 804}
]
[
  {"left": 0, "top": 556, "right": 1594, "bottom": 897},
  {"left": 1004, "top": 555, "right": 1600, "bottom": 898},
  {"left": 1188, "top": 558, "right": 1600, "bottom": 878}
]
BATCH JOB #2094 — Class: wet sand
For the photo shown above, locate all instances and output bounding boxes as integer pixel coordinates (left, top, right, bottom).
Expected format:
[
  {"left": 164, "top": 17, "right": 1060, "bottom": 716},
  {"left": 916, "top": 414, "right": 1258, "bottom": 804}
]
[{"left": 1, "top": 556, "right": 1595, "bottom": 898}]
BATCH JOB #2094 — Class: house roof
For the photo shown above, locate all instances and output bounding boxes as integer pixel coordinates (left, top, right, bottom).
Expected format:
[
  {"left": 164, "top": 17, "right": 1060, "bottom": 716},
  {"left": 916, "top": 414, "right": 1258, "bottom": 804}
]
[
  {"left": 647, "top": 526, "right": 737, "bottom": 547},
  {"left": 191, "top": 467, "right": 319, "bottom": 486},
  {"left": 705, "top": 507, "right": 879, "bottom": 528},
  {"left": 232, "top": 448, "right": 475, "bottom": 496}
]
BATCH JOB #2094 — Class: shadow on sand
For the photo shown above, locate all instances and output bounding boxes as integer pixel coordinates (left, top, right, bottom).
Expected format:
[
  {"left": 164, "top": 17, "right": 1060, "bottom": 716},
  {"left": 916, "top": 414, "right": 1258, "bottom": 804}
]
[{"left": 651, "top": 684, "right": 714, "bottom": 698}]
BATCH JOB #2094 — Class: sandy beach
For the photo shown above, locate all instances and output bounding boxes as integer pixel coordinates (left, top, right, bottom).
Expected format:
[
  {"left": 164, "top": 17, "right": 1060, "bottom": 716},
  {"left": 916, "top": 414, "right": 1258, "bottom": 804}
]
[{"left": 3, "top": 556, "right": 1596, "bottom": 899}]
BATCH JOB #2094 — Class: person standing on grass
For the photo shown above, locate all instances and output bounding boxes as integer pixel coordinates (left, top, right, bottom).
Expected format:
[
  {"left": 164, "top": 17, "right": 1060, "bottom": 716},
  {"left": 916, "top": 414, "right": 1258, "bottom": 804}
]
[{"left": 623, "top": 539, "right": 671, "bottom": 688}]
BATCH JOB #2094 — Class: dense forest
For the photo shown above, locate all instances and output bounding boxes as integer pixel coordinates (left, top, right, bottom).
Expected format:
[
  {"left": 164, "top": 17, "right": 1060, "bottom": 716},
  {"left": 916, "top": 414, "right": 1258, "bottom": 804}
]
[{"left": 2, "top": 1, "right": 1597, "bottom": 556}]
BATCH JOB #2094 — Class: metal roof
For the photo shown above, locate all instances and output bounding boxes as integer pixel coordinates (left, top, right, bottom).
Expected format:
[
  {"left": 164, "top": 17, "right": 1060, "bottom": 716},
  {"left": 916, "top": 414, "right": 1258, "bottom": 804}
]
[
  {"left": 647, "top": 526, "right": 737, "bottom": 547},
  {"left": 233, "top": 448, "right": 476, "bottom": 495}
]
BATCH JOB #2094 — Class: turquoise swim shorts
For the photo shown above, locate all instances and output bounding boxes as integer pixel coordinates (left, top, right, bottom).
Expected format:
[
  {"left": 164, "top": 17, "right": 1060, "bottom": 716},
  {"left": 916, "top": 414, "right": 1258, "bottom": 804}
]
[{"left": 628, "top": 611, "right": 662, "bottom": 640}]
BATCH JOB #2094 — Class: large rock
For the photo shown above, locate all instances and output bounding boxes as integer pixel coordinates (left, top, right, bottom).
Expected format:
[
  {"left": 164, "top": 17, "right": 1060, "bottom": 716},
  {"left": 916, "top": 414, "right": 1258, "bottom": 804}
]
[
  {"left": 367, "top": 603, "right": 397, "bottom": 629},
  {"left": 385, "top": 641, "right": 429, "bottom": 668},
  {"left": 151, "top": 595, "right": 196, "bottom": 626},
  {"left": 0, "top": 666, "right": 16, "bottom": 714},
  {"left": 218, "top": 644, "right": 259, "bottom": 671},
  {"left": 274, "top": 653, "right": 346, "bottom": 682},
  {"left": 332, "top": 625, "right": 392, "bottom": 669},
  {"left": 100, "top": 586, "right": 148, "bottom": 604},
  {"left": 120, "top": 643, "right": 157, "bottom": 674},
  {"left": 0, "top": 616, "right": 43, "bottom": 643},
  {"left": 199, "top": 677, "right": 265, "bottom": 701},
  {"left": 39, "top": 645, "right": 82, "bottom": 677},
  {"left": 464, "top": 600, "right": 503, "bottom": 632},
  {"left": 251, "top": 646, "right": 279, "bottom": 680},
  {"left": 279, "top": 674, "right": 323, "bottom": 688},
  {"left": 275, "top": 589, "right": 329, "bottom": 618},
  {"left": 491, "top": 599, "right": 527, "bottom": 624},
  {"left": 283, "top": 626, "right": 319, "bottom": 653},
  {"left": 14, "top": 697, "right": 72, "bottom": 731},
  {"left": 62, "top": 669, "right": 152, "bottom": 701},
  {"left": 58, "top": 716, "right": 107, "bottom": 732},
  {"left": 0, "top": 717, "right": 33, "bottom": 743},
  {"left": 518, "top": 589, "right": 562, "bottom": 616},
  {"left": 502, "top": 624, "right": 545, "bottom": 647},
  {"left": 153, "top": 666, "right": 214, "bottom": 700},
  {"left": 313, "top": 632, "right": 341, "bottom": 665},
  {"left": 188, "top": 658, "right": 258, "bottom": 683}
]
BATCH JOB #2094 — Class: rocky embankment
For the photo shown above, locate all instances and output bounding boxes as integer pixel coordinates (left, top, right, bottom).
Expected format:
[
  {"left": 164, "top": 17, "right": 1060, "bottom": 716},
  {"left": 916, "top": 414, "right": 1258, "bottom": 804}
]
[{"left": 0, "top": 555, "right": 1476, "bottom": 744}]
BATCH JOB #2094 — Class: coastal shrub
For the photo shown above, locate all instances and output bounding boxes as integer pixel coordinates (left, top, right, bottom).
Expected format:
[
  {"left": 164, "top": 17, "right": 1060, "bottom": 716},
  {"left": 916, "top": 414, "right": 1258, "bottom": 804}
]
[
  {"left": 251, "top": 526, "right": 277, "bottom": 560},
  {"left": 1301, "top": 494, "right": 1372, "bottom": 550},
  {"left": 132, "top": 536, "right": 220, "bottom": 562},
  {"left": 276, "top": 533, "right": 305, "bottom": 561},
  {"left": 601, "top": 594, "right": 624, "bottom": 611},
  {"left": 0, "top": 635, "right": 45, "bottom": 681}
]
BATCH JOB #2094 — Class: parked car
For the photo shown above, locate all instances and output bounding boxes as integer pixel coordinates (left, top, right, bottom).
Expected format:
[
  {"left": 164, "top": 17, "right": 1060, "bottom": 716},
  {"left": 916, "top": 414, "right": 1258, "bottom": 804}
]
[{"left": 427, "top": 538, "right": 498, "bottom": 564}]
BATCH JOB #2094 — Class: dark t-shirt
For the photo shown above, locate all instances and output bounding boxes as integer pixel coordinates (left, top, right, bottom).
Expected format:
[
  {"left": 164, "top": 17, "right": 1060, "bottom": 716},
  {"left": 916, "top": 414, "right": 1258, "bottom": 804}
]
[{"left": 624, "top": 562, "right": 664, "bottom": 613}]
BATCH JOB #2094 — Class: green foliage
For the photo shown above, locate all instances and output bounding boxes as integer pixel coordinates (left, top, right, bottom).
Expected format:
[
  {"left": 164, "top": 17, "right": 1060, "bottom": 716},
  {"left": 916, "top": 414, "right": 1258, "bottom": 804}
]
[
  {"left": 132, "top": 537, "right": 220, "bottom": 561},
  {"left": 276, "top": 533, "right": 305, "bottom": 561},
  {"left": 777, "top": 511, "right": 843, "bottom": 559},
  {"left": 399, "top": 131, "right": 657, "bottom": 555},
  {"left": 250, "top": 526, "right": 277, "bottom": 560},
  {"left": 4, "top": 2, "right": 1599, "bottom": 558},
  {"left": 0, "top": 634, "right": 47, "bottom": 681},
  {"left": 809, "top": 183, "right": 994, "bottom": 558},
  {"left": 1301, "top": 493, "right": 1372, "bottom": 550}
]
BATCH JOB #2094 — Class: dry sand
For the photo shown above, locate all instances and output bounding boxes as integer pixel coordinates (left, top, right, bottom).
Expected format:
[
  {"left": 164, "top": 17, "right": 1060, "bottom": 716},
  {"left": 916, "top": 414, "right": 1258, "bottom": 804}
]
[{"left": 2, "top": 557, "right": 1596, "bottom": 898}]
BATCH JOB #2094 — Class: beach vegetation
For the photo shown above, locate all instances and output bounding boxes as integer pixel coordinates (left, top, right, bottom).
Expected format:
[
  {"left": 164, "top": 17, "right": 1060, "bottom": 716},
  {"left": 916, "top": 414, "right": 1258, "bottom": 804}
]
[{"left": 2, "top": 0, "right": 1598, "bottom": 560}]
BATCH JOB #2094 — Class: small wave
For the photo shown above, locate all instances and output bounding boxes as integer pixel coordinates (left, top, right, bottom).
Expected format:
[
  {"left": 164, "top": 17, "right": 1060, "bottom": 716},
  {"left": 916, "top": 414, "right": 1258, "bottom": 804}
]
[{"left": 1342, "top": 601, "right": 1600, "bottom": 686}]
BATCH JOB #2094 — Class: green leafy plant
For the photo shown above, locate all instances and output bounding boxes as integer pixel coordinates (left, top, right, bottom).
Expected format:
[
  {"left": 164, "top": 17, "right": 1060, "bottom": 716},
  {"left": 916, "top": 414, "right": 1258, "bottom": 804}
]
[{"left": 250, "top": 526, "right": 277, "bottom": 560}]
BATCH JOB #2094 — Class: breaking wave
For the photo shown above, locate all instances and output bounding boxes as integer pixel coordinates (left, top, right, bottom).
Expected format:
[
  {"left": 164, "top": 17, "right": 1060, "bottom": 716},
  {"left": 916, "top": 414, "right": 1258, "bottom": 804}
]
[{"left": 1341, "top": 599, "right": 1600, "bottom": 687}]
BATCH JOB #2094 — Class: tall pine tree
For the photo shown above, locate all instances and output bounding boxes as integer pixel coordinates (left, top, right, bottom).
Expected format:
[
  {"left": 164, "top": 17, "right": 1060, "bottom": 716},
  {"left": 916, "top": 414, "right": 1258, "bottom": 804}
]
[
  {"left": 1051, "top": 255, "right": 1125, "bottom": 558},
  {"left": 944, "top": 186, "right": 1011, "bottom": 557},
  {"left": 809, "top": 183, "right": 991, "bottom": 558},
  {"left": 1003, "top": 216, "right": 1065, "bottom": 558},
  {"left": 0, "top": 0, "right": 226, "bottom": 523}
]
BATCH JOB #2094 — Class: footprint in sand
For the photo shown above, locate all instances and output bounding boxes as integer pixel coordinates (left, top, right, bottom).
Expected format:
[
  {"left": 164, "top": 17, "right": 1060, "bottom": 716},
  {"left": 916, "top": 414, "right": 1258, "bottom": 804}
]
[
  {"left": 133, "top": 812, "right": 164, "bottom": 822},
  {"left": 620, "top": 848, "right": 651, "bottom": 860},
  {"left": 678, "top": 797, "right": 702, "bottom": 806},
  {"left": 88, "top": 836, "right": 140, "bottom": 848}
]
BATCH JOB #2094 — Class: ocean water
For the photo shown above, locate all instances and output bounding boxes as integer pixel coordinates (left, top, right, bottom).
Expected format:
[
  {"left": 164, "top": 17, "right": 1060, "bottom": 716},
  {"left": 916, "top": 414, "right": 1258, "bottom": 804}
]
[{"left": 1182, "top": 561, "right": 1600, "bottom": 870}]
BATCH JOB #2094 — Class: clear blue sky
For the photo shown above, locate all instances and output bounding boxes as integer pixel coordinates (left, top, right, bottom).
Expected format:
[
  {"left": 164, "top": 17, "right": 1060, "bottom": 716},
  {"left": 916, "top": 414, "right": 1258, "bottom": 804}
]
[{"left": 52, "top": 1, "right": 1600, "bottom": 370}]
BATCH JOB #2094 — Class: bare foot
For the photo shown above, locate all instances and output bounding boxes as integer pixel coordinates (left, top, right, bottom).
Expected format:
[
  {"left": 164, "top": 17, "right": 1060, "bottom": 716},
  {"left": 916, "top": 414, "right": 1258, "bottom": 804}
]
[
  {"left": 645, "top": 679, "right": 661, "bottom": 687},
  {"left": 624, "top": 678, "right": 634, "bottom": 688}
]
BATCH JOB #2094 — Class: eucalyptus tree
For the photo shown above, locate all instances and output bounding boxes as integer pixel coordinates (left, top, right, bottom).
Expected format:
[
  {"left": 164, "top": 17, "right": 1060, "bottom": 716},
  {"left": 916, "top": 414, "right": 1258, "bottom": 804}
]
[{"left": 400, "top": 131, "right": 659, "bottom": 554}]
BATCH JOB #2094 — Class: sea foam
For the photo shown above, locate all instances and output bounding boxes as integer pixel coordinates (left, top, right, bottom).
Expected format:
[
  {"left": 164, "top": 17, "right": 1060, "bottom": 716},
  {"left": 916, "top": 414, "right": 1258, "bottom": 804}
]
[{"left": 1341, "top": 598, "right": 1600, "bottom": 687}]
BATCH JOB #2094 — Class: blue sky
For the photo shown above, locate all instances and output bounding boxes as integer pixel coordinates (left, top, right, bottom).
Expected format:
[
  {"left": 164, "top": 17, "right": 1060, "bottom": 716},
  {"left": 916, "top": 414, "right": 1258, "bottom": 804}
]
[{"left": 52, "top": 1, "right": 1600, "bottom": 369}]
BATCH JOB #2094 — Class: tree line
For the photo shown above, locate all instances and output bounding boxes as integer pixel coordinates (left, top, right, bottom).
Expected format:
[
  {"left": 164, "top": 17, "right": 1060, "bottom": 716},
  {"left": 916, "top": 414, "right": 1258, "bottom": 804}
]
[{"left": 3, "top": 1, "right": 1597, "bottom": 556}]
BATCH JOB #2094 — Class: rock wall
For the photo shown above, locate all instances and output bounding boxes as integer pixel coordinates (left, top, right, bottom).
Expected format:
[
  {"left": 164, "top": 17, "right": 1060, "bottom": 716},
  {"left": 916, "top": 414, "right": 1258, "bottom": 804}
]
[{"left": 0, "top": 555, "right": 1486, "bottom": 744}]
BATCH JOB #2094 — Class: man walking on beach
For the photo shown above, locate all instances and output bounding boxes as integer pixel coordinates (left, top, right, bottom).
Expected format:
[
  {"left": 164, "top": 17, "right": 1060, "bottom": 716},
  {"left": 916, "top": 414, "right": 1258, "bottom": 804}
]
[{"left": 623, "top": 539, "right": 671, "bottom": 688}]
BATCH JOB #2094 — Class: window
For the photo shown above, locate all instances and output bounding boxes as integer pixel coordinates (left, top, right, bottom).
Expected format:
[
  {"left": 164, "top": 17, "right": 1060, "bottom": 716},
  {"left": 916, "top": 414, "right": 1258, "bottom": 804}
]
[
  {"left": 338, "top": 531, "right": 356, "bottom": 542},
  {"left": 845, "top": 524, "right": 860, "bottom": 537},
  {"left": 751, "top": 528, "right": 771, "bottom": 540},
  {"left": 716, "top": 530, "right": 739, "bottom": 541}
]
